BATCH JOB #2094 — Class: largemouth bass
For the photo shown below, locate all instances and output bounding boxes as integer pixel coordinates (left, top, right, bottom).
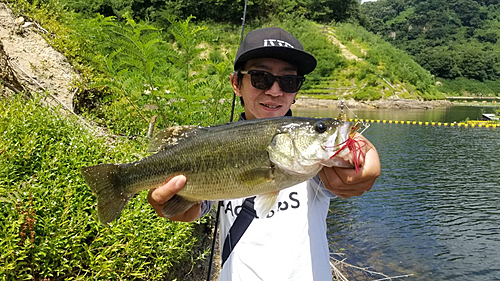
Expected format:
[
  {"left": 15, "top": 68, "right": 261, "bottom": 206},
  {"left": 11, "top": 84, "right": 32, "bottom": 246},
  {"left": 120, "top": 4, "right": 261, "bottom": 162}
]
[{"left": 82, "top": 117, "right": 354, "bottom": 224}]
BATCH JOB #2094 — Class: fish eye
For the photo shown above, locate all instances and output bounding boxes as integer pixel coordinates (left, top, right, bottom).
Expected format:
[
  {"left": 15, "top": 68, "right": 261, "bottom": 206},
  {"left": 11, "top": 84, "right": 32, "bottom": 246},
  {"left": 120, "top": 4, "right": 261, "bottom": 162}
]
[{"left": 314, "top": 121, "right": 327, "bottom": 133}]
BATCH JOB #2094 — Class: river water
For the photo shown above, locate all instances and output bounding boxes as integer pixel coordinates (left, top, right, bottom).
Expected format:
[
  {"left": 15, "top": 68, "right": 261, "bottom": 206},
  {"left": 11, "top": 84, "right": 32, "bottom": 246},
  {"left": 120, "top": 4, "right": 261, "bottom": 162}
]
[{"left": 295, "top": 105, "right": 500, "bottom": 280}]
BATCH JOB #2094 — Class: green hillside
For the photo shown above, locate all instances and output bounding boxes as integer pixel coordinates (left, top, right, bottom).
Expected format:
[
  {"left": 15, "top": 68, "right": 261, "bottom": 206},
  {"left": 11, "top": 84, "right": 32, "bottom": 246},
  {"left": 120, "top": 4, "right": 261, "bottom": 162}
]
[
  {"left": 361, "top": 0, "right": 500, "bottom": 96},
  {"left": 4, "top": 0, "right": 446, "bottom": 136},
  {"left": 298, "top": 23, "right": 442, "bottom": 101}
]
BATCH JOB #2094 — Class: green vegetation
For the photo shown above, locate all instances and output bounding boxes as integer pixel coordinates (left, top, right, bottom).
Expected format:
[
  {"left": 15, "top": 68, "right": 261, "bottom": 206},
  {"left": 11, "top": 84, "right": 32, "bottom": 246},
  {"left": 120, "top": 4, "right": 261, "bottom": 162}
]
[
  {"left": 8, "top": 0, "right": 447, "bottom": 116},
  {"left": 438, "top": 78, "right": 500, "bottom": 96},
  {"left": 361, "top": 0, "right": 500, "bottom": 96},
  {"left": 78, "top": 14, "right": 239, "bottom": 136},
  {"left": 0, "top": 95, "right": 210, "bottom": 279},
  {"left": 298, "top": 23, "right": 444, "bottom": 100},
  {"left": 59, "top": 0, "right": 364, "bottom": 25}
]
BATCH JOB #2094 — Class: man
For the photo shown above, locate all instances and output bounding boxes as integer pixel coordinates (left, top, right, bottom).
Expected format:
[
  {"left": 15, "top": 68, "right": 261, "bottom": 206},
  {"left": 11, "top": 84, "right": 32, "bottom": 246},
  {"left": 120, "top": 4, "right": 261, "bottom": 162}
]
[{"left": 148, "top": 27, "right": 380, "bottom": 280}]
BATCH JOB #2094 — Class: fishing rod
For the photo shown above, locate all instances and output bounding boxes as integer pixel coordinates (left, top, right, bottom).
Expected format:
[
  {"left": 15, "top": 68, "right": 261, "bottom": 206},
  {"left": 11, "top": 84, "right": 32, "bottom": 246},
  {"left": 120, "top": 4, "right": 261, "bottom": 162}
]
[{"left": 206, "top": 1, "right": 248, "bottom": 280}]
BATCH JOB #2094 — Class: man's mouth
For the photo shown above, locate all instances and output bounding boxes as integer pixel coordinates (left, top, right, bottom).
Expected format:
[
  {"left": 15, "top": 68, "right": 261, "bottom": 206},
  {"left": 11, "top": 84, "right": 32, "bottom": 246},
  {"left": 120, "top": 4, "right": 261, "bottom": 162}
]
[{"left": 261, "top": 103, "right": 281, "bottom": 109}]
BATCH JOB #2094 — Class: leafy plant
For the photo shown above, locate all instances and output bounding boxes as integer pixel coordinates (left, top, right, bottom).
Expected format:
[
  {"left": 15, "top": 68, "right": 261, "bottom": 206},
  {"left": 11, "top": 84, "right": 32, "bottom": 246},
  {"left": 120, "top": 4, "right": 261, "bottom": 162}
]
[
  {"left": 167, "top": 15, "right": 207, "bottom": 99},
  {"left": 0, "top": 95, "right": 207, "bottom": 280}
]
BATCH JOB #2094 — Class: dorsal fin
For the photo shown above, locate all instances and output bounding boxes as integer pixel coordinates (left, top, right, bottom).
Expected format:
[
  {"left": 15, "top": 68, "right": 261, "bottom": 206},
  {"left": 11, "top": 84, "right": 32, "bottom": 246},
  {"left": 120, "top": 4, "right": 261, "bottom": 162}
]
[{"left": 147, "top": 125, "right": 202, "bottom": 153}]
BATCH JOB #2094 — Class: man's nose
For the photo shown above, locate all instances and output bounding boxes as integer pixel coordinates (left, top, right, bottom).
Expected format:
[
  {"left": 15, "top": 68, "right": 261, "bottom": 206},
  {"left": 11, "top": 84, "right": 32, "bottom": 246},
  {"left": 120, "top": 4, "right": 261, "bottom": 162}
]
[{"left": 265, "top": 79, "right": 283, "bottom": 97}]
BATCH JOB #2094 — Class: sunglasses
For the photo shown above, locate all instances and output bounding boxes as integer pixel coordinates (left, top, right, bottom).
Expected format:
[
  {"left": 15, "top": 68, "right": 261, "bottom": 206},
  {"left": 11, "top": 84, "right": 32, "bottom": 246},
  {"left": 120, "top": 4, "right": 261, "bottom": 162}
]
[{"left": 240, "top": 70, "right": 305, "bottom": 93}]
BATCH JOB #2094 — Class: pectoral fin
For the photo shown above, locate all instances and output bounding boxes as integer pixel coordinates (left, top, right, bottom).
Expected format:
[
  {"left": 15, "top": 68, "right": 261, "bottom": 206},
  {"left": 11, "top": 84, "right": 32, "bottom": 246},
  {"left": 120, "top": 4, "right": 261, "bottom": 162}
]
[
  {"left": 161, "top": 195, "right": 199, "bottom": 218},
  {"left": 238, "top": 167, "right": 275, "bottom": 187},
  {"left": 254, "top": 191, "right": 279, "bottom": 218}
]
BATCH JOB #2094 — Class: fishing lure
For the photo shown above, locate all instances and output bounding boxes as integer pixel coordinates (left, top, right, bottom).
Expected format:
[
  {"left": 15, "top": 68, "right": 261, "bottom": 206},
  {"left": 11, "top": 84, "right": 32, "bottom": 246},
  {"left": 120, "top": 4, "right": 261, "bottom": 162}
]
[{"left": 330, "top": 100, "right": 370, "bottom": 174}]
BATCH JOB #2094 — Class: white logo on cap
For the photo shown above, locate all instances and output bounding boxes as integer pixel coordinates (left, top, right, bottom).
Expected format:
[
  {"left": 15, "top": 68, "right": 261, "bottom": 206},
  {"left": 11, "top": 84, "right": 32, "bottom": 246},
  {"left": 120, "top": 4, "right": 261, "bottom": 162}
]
[{"left": 263, "top": 39, "right": 295, "bottom": 48}]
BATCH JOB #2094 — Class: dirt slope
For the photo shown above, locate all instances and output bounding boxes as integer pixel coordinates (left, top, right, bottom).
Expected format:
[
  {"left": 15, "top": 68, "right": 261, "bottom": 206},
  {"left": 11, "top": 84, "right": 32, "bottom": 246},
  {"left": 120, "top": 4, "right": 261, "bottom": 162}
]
[{"left": 0, "top": 2, "right": 77, "bottom": 110}]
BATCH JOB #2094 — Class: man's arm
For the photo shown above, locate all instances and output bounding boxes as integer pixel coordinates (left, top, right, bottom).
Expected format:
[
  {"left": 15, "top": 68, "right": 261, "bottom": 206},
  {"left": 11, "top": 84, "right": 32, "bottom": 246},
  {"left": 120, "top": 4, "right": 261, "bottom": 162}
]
[{"left": 318, "top": 134, "right": 380, "bottom": 198}]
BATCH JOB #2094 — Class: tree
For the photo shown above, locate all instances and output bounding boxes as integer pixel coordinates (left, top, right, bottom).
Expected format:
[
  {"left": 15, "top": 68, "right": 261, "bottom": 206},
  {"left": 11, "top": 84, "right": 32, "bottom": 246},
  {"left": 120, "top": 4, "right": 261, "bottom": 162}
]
[
  {"left": 167, "top": 16, "right": 207, "bottom": 98},
  {"left": 416, "top": 47, "right": 460, "bottom": 78},
  {"left": 360, "top": 0, "right": 500, "bottom": 86}
]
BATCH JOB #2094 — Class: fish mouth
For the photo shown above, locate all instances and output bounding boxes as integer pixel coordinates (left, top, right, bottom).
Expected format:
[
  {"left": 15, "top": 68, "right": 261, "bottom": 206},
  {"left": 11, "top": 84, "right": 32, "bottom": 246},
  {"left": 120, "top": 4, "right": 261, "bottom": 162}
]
[
  {"left": 321, "top": 122, "right": 355, "bottom": 167},
  {"left": 260, "top": 102, "right": 282, "bottom": 110},
  {"left": 322, "top": 122, "right": 353, "bottom": 154}
]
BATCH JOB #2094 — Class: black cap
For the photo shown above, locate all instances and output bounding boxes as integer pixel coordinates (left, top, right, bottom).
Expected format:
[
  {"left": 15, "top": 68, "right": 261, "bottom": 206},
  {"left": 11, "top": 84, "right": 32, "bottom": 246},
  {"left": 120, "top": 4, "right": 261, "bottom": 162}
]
[{"left": 234, "top": 27, "right": 317, "bottom": 75}]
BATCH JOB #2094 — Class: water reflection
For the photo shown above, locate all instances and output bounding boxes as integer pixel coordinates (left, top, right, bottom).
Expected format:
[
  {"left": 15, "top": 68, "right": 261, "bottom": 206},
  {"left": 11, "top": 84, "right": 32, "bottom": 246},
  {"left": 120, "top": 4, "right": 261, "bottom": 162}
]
[
  {"left": 297, "top": 106, "right": 500, "bottom": 280},
  {"left": 294, "top": 105, "right": 497, "bottom": 123}
]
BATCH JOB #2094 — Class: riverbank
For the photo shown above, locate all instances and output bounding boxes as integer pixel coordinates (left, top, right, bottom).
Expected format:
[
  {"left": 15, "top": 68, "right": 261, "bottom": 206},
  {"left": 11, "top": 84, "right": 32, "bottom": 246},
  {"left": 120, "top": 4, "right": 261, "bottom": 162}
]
[{"left": 293, "top": 97, "right": 454, "bottom": 109}]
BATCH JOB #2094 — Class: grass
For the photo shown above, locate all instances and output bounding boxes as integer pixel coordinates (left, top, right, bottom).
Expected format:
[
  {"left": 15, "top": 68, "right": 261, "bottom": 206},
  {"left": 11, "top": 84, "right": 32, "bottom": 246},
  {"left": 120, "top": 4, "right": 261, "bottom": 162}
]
[{"left": 0, "top": 94, "right": 209, "bottom": 280}]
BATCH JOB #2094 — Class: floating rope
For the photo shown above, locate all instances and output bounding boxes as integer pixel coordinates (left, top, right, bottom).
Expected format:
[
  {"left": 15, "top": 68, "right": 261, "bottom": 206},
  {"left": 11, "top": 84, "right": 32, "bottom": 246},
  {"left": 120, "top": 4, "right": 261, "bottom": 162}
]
[{"left": 348, "top": 118, "right": 497, "bottom": 128}]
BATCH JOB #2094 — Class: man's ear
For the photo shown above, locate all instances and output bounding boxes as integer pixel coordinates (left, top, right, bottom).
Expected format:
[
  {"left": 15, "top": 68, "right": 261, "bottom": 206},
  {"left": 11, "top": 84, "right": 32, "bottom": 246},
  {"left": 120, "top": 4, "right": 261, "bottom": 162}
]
[{"left": 230, "top": 73, "right": 242, "bottom": 97}]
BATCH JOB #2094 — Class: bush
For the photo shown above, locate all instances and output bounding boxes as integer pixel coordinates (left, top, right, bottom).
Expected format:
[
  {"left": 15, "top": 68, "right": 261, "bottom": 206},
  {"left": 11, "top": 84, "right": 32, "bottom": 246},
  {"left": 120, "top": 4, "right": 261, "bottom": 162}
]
[
  {"left": 0, "top": 95, "right": 207, "bottom": 280},
  {"left": 438, "top": 77, "right": 500, "bottom": 96},
  {"left": 353, "top": 88, "right": 382, "bottom": 100}
]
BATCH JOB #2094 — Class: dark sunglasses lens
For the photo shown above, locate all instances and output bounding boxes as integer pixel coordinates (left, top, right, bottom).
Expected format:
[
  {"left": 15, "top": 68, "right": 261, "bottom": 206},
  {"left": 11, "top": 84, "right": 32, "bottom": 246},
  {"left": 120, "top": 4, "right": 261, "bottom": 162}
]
[
  {"left": 250, "top": 71, "right": 274, "bottom": 90},
  {"left": 279, "top": 76, "right": 302, "bottom": 93},
  {"left": 247, "top": 71, "right": 303, "bottom": 93}
]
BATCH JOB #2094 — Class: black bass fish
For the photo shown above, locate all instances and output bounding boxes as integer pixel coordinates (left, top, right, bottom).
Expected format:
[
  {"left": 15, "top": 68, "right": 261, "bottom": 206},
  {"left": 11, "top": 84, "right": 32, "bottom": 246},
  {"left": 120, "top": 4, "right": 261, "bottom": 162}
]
[{"left": 82, "top": 117, "right": 355, "bottom": 224}]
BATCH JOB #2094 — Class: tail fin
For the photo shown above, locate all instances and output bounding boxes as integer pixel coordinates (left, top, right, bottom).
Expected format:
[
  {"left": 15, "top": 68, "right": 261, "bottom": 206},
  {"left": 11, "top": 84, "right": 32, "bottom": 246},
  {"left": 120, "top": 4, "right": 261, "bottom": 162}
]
[{"left": 81, "top": 164, "right": 131, "bottom": 225}]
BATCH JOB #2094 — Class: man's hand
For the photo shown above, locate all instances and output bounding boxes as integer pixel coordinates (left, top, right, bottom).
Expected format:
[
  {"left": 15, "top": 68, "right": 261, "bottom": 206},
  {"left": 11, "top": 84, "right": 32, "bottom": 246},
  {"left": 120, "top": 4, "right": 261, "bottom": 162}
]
[
  {"left": 319, "top": 134, "right": 380, "bottom": 198},
  {"left": 147, "top": 175, "right": 201, "bottom": 222}
]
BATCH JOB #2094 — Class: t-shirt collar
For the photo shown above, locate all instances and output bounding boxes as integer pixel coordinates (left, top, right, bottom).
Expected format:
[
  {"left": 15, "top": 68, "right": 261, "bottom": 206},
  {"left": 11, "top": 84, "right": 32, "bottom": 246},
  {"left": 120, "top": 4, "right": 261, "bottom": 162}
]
[{"left": 238, "top": 109, "right": 293, "bottom": 121}]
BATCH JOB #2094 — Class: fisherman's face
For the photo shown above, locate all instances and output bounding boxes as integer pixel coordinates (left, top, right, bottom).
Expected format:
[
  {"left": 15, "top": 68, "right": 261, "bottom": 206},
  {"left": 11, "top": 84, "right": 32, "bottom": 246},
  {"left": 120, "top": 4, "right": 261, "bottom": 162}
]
[{"left": 232, "top": 58, "right": 298, "bottom": 120}]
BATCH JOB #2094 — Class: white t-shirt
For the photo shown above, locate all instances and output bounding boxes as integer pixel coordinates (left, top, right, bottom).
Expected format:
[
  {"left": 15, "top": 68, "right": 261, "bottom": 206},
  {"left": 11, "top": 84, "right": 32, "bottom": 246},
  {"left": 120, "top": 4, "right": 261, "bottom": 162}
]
[{"left": 218, "top": 176, "right": 334, "bottom": 281}]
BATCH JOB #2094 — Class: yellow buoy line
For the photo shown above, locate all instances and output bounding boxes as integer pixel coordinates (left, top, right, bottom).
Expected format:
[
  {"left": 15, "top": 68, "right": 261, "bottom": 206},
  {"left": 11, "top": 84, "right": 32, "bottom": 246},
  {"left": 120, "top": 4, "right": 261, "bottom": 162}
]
[
  {"left": 348, "top": 119, "right": 498, "bottom": 128},
  {"left": 335, "top": 100, "right": 498, "bottom": 129}
]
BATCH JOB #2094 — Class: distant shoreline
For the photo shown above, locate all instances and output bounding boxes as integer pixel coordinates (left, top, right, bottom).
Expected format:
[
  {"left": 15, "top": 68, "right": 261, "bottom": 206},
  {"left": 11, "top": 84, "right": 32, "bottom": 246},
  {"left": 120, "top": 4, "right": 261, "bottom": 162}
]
[{"left": 293, "top": 98, "right": 454, "bottom": 109}]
